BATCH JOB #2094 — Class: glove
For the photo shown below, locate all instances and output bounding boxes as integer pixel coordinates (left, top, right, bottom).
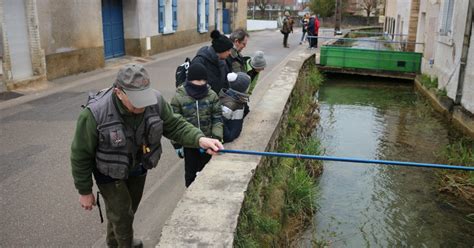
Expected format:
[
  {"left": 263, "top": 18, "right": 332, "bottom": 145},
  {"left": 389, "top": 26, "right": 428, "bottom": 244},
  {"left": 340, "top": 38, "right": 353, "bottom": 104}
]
[{"left": 175, "top": 148, "right": 184, "bottom": 159}]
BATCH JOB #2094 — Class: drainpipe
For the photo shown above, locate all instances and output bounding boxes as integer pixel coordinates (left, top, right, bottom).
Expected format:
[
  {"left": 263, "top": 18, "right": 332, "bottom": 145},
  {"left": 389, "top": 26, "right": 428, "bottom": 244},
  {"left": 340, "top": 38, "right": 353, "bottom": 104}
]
[
  {"left": 455, "top": 0, "right": 473, "bottom": 105},
  {"left": 215, "top": 0, "right": 217, "bottom": 30},
  {"left": 252, "top": 0, "right": 255, "bottom": 19}
]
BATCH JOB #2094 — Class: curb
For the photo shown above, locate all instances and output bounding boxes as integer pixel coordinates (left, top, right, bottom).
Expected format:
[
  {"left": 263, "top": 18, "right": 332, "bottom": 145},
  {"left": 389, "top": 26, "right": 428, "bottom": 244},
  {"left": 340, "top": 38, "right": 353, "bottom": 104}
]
[
  {"left": 0, "top": 41, "right": 209, "bottom": 111},
  {"left": 156, "top": 43, "right": 314, "bottom": 247}
]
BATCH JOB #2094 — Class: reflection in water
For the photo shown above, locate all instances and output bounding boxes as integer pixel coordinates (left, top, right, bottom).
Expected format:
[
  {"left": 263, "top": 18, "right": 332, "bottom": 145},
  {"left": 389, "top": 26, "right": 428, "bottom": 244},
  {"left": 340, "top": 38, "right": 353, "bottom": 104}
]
[{"left": 300, "top": 76, "right": 474, "bottom": 247}]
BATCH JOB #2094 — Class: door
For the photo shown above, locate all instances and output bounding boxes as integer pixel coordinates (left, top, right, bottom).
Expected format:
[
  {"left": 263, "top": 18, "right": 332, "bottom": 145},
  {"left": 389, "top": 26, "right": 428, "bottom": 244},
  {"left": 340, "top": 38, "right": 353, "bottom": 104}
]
[
  {"left": 102, "top": 0, "right": 125, "bottom": 59},
  {"left": 4, "top": 0, "right": 33, "bottom": 80},
  {"left": 223, "top": 9, "right": 231, "bottom": 34}
]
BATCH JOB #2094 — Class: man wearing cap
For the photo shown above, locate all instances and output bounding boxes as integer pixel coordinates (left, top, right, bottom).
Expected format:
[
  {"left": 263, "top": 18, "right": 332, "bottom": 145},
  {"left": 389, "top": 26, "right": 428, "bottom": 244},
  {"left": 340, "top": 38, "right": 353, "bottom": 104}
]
[
  {"left": 192, "top": 30, "right": 233, "bottom": 94},
  {"left": 226, "top": 28, "right": 250, "bottom": 73},
  {"left": 70, "top": 64, "right": 223, "bottom": 248},
  {"left": 246, "top": 51, "right": 267, "bottom": 94}
]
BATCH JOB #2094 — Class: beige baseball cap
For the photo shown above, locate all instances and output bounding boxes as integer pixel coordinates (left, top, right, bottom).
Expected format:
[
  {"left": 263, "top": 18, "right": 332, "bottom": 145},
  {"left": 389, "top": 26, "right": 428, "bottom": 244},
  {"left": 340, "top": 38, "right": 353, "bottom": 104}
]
[{"left": 115, "top": 64, "right": 157, "bottom": 108}]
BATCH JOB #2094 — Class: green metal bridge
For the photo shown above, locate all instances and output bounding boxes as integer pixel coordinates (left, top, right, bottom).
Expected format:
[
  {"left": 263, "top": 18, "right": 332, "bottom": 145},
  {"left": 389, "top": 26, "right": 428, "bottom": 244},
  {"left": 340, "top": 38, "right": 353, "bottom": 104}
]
[{"left": 314, "top": 34, "right": 423, "bottom": 80}]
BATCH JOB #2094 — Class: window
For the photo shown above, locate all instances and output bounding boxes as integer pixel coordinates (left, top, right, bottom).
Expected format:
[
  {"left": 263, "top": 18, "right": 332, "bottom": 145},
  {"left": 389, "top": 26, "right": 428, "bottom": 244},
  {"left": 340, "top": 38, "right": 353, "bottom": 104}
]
[
  {"left": 159, "top": 0, "right": 177, "bottom": 34},
  {"left": 440, "top": 0, "right": 454, "bottom": 35},
  {"left": 197, "top": 0, "right": 209, "bottom": 33}
]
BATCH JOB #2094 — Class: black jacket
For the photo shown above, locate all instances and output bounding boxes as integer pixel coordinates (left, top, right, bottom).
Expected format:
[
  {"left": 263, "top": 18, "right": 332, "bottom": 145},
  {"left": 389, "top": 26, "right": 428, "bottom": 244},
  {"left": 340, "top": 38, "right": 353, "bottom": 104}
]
[{"left": 192, "top": 46, "right": 230, "bottom": 94}]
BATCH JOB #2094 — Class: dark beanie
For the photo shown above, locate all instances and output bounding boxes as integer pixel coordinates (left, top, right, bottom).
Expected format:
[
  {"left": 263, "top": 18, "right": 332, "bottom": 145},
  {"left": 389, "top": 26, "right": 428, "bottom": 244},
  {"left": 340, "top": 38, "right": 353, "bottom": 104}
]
[
  {"left": 210, "top": 30, "right": 233, "bottom": 53},
  {"left": 187, "top": 63, "right": 208, "bottom": 81}
]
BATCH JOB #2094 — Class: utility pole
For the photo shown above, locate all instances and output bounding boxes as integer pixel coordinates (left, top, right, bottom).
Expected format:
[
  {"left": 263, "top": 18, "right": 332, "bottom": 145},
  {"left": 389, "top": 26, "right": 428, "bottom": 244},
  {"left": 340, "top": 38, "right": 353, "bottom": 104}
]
[
  {"left": 253, "top": 0, "right": 256, "bottom": 19},
  {"left": 334, "top": 0, "right": 342, "bottom": 35}
]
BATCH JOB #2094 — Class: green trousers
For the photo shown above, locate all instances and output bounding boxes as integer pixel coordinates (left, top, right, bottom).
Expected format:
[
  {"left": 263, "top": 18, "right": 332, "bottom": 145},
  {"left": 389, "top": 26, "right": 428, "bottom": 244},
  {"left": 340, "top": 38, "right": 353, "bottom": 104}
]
[{"left": 97, "top": 174, "right": 146, "bottom": 248}]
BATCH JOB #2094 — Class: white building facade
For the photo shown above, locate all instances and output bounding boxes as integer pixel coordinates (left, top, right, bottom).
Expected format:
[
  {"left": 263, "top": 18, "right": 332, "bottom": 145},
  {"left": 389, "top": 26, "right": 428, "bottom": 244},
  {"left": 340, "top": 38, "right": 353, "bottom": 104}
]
[
  {"left": 1, "top": 0, "right": 247, "bottom": 91},
  {"left": 383, "top": 0, "right": 420, "bottom": 51},
  {"left": 416, "top": 0, "right": 473, "bottom": 113}
]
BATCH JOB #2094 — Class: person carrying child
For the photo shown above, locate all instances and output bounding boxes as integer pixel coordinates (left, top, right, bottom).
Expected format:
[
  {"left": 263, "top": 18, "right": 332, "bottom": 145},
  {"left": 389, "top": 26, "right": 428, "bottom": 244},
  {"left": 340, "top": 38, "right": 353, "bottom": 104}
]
[
  {"left": 171, "top": 63, "right": 223, "bottom": 187},
  {"left": 219, "top": 72, "right": 251, "bottom": 143}
]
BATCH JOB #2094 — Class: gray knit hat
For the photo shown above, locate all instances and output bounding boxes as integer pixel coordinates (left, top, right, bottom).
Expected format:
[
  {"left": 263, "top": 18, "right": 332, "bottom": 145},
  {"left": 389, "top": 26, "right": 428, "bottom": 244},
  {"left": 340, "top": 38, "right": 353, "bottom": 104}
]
[
  {"left": 250, "top": 51, "right": 267, "bottom": 70},
  {"left": 227, "top": 72, "right": 250, "bottom": 93},
  {"left": 115, "top": 63, "right": 157, "bottom": 108}
]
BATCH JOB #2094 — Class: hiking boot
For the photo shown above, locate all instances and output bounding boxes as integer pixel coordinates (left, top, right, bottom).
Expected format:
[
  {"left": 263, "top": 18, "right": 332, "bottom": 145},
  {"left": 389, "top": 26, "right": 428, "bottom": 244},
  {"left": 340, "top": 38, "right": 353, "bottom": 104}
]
[
  {"left": 132, "top": 239, "right": 143, "bottom": 248},
  {"left": 107, "top": 238, "right": 143, "bottom": 248}
]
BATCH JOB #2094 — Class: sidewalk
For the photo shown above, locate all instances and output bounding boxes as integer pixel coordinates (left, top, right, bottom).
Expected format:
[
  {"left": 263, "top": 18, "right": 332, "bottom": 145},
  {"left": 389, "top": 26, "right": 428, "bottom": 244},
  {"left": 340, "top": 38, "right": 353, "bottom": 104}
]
[
  {"left": 157, "top": 39, "right": 315, "bottom": 248},
  {"left": 0, "top": 29, "right": 317, "bottom": 247},
  {"left": 0, "top": 40, "right": 209, "bottom": 111}
]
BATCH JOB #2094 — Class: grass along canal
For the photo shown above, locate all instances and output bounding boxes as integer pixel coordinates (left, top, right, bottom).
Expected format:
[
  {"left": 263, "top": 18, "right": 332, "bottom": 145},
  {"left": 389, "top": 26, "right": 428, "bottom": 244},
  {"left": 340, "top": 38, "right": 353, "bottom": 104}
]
[
  {"left": 234, "top": 61, "right": 324, "bottom": 247},
  {"left": 300, "top": 74, "right": 474, "bottom": 247}
]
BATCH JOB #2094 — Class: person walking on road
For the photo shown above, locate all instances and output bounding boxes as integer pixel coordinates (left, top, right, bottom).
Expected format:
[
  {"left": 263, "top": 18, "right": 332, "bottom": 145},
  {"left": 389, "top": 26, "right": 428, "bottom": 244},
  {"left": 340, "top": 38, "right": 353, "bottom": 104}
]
[
  {"left": 280, "top": 11, "right": 293, "bottom": 48},
  {"left": 227, "top": 28, "right": 250, "bottom": 73},
  {"left": 70, "top": 63, "right": 223, "bottom": 248},
  {"left": 170, "top": 63, "right": 223, "bottom": 187},
  {"left": 192, "top": 30, "right": 233, "bottom": 94}
]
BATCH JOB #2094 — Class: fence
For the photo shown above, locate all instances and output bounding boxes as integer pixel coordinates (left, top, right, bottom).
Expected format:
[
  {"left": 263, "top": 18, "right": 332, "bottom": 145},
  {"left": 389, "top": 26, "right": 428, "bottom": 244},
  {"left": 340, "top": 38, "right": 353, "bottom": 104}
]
[{"left": 247, "top": 11, "right": 382, "bottom": 28}]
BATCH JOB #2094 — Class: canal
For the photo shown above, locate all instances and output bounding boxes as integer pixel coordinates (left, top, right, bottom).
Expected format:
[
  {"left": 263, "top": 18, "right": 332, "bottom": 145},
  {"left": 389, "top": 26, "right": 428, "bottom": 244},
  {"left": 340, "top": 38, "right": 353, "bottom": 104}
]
[{"left": 300, "top": 74, "right": 474, "bottom": 247}]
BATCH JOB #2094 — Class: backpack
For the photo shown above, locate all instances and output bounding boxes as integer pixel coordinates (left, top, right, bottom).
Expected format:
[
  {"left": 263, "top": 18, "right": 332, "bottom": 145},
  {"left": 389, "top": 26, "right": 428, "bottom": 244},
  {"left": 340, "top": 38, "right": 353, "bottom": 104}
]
[
  {"left": 175, "top": 57, "right": 191, "bottom": 87},
  {"left": 81, "top": 87, "right": 113, "bottom": 109}
]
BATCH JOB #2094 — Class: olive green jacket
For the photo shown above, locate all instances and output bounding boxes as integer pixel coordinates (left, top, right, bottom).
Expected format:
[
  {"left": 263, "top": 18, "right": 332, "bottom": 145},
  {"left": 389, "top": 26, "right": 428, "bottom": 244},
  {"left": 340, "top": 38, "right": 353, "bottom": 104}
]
[
  {"left": 227, "top": 47, "right": 246, "bottom": 73},
  {"left": 71, "top": 93, "right": 204, "bottom": 195}
]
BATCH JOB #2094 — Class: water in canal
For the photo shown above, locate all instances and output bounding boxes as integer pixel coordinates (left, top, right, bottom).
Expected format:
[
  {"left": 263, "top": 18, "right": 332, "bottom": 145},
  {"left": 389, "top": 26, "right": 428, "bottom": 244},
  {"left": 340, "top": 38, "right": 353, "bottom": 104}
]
[{"left": 300, "top": 75, "right": 474, "bottom": 247}]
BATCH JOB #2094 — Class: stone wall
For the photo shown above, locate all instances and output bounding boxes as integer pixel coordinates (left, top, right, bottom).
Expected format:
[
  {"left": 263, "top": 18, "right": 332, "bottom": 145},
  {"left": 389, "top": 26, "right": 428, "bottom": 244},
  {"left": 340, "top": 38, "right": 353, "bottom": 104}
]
[
  {"left": 37, "top": 0, "right": 104, "bottom": 81},
  {"left": 2, "top": 0, "right": 46, "bottom": 89},
  {"left": 157, "top": 46, "right": 314, "bottom": 247}
]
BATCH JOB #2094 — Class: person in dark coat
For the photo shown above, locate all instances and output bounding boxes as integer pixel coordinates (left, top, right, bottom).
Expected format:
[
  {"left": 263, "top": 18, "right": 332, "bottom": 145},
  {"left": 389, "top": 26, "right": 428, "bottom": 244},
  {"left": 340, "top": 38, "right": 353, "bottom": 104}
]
[
  {"left": 192, "top": 30, "right": 233, "bottom": 94},
  {"left": 307, "top": 14, "right": 320, "bottom": 49}
]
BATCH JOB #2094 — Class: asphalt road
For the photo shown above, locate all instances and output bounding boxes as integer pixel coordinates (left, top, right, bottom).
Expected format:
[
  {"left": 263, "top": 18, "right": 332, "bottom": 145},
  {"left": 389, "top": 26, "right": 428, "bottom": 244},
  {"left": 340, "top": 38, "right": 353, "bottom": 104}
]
[{"left": 0, "top": 29, "right": 306, "bottom": 247}]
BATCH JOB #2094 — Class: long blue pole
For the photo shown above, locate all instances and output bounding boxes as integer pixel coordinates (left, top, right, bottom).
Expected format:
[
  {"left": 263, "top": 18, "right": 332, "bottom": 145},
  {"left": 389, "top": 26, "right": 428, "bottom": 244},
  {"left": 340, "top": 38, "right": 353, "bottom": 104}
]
[{"left": 216, "top": 149, "right": 474, "bottom": 171}]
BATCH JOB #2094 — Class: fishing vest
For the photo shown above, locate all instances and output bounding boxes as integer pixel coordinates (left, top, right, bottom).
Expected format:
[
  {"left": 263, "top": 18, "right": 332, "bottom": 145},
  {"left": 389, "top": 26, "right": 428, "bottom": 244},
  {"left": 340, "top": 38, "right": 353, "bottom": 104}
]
[{"left": 87, "top": 89, "right": 163, "bottom": 179}]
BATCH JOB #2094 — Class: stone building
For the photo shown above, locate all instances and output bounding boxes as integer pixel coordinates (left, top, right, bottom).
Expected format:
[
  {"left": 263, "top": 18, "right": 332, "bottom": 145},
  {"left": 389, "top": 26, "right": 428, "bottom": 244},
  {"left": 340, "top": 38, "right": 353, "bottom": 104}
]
[
  {"left": 415, "top": 0, "right": 473, "bottom": 115},
  {"left": 383, "top": 0, "right": 420, "bottom": 51},
  {"left": 1, "top": 0, "right": 247, "bottom": 91},
  {"left": 385, "top": 0, "right": 473, "bottom": 133}
]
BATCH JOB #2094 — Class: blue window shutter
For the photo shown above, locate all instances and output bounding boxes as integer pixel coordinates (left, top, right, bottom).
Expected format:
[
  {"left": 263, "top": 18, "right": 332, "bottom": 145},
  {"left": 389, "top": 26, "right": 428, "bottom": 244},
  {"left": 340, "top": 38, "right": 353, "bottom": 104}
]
[
  {"left": 197, "top": 0, "right": 201, "bottom": 32},
  {"left": 172, "top": 0, "right": 178, "bottom": 31},
  {"left": 205, "top": 0, "right": 209, "bottom": 31},
  {"left": 159, "top": 0, "right": 164, "bottom": 33}
]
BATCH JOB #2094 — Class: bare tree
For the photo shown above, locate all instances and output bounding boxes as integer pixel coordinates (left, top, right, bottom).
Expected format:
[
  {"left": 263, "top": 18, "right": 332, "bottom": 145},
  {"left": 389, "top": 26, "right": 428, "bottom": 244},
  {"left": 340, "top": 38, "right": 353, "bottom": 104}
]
[
  {"left": 309, "top": 0, "right": 335, "bottom": 18},
  {"left": 256, "top": 0, "right": 270, "bottom": 18},
  {"left": 359, "top": 0, "right": 378, "bottom": 18}
]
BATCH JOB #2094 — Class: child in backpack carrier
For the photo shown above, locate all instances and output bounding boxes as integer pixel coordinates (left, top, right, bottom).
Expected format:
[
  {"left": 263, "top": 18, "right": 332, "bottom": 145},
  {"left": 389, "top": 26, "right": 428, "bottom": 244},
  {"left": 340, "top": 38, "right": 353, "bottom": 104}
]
[
  {"left": 170, "top": 63, "right": 223, "bottom": 187},
  {"left": 219, "top": 72, "right": 251, "bottom": 143}
]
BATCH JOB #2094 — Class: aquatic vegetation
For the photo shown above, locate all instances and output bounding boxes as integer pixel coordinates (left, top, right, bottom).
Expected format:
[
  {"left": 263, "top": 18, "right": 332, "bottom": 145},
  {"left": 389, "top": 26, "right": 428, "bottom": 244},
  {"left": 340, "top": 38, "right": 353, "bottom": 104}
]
[
  {"left": 420, "top": 74, "right": 439, "bottom": 90},
  {"left": 234, "top": 62, "right": 324, "bottom": 247},
  {"left": 436, "top": 87, "right": 448, "bottom": 97},
  {"left": 439, "top": 138, "right": 474, "bottom": 206}
]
